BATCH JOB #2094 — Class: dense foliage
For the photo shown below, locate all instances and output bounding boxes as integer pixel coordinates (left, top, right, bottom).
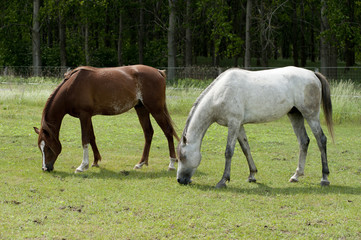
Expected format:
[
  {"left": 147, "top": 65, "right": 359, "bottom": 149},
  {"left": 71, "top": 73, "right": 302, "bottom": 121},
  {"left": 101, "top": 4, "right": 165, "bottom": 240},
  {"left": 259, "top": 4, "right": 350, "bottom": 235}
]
[{"left": 1, "top": 0, "right": 361, "bottom": 68}]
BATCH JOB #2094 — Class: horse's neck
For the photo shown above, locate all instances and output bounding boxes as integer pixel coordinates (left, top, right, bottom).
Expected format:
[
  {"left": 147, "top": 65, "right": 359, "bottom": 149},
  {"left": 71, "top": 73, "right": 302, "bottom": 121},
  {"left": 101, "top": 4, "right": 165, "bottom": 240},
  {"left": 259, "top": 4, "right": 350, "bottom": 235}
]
[
  {"left": 43, "top": 98, "right": 66, "bottom": 137},
  {"left": 185, "top": 104, "right": 214, "bottom": 149}
]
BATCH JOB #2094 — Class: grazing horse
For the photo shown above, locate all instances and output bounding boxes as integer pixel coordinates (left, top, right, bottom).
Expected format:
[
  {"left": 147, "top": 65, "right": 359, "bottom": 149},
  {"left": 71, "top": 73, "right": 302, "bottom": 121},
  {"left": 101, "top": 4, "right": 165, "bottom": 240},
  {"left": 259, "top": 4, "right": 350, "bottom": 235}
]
[
  {"left": 34, "top": 65, "right": 179, "bottom": 172},
  {"left": 177, "top": 67, "right": 334, "bottom": 188}
]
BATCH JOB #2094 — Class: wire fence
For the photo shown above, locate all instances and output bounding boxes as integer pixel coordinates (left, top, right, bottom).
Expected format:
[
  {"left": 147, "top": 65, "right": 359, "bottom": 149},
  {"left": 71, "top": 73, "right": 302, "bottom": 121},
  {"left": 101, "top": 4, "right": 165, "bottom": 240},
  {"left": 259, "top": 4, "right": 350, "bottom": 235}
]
[{"left": 1, "top": 66, "right": 361, "bottom": 83}]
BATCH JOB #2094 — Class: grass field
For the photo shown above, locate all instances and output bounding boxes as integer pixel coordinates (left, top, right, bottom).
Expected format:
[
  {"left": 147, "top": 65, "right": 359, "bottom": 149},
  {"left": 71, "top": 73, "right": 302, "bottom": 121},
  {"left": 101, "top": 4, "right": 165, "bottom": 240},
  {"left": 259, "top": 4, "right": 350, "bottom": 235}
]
[{"left": 0, "top": 78, "right": 360, "bottom": 239}]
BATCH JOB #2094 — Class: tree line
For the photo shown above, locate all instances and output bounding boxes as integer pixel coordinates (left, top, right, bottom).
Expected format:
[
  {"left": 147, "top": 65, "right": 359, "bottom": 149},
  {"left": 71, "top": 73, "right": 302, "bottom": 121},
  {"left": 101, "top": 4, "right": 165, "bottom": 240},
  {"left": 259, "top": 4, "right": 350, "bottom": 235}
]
[{"left": 1, "top": 0, "right": 360, "bottom": 79}]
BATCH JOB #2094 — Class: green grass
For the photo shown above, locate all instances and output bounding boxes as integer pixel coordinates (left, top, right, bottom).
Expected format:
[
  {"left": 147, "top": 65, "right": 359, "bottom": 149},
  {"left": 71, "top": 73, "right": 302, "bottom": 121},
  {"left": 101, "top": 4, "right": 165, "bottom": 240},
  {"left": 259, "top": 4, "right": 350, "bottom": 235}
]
[{"left": 0, "top": 79, "right": 360, "bottom": 239}]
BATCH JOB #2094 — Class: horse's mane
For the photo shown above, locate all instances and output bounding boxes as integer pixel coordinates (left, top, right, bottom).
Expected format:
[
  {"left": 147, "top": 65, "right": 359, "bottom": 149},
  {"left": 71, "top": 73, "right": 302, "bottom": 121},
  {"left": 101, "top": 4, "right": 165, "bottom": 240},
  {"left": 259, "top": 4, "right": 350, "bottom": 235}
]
[
  {"left": 182, "top": 69, "right": 231, "bottom": 138},
  {"left": 41, "top": 68, "right": 80, "bottom": 133}
]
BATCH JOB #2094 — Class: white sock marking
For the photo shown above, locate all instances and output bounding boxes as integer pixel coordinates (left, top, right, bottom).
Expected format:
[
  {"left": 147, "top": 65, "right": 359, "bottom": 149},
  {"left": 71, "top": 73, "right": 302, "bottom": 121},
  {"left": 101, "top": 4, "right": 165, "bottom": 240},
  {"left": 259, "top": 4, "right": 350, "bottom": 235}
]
[
  {"left": 40, "top": 140, "right": 46, "bottom": 170},
  {"left": 134, "top": 162, "right": 145, "bottom": 169},
  {"left": 75, "top": 144, "right": 89, "bottom": 173},
  {"left": 168, "top": 157, "right": 177, "bottom": 171}
]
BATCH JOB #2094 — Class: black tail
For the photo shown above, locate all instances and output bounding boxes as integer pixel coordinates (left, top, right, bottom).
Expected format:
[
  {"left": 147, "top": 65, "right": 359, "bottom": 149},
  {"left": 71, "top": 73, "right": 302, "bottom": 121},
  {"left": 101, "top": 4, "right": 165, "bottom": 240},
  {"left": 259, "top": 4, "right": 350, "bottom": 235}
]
[{"left": 315, "top": 72, "right": 334, "bottom": 142}]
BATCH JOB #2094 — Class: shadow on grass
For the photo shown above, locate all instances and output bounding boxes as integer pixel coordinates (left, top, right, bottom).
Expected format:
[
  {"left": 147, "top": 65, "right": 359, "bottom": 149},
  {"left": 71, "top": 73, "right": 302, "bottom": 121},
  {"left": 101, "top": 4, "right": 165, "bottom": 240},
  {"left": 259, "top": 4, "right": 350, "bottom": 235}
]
[
  {"left": 50, "top": 166, "right": 207, "bottom": 181},
  {"left": 180, "top": 181, "right": 361, "bottom": 196},
  {"left": 47, "top": 168, "right": 360, "bottom": 196}
]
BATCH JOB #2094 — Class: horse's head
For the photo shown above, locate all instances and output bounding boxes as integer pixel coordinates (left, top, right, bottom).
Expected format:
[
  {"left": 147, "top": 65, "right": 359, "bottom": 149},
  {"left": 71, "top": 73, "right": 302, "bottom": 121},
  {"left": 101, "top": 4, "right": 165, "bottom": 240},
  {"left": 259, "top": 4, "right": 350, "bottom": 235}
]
[
  {"left": 34, "top": 127, "right": 62, "bottom": 172},
  {"left": 176, "top": 135, "right": 201, "bottom": 185}
]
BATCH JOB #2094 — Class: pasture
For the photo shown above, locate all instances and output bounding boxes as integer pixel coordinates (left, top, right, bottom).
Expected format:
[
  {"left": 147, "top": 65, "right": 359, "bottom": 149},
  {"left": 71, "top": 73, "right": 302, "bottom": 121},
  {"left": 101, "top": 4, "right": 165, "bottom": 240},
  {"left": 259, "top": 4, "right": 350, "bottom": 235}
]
[{"left": 0, "top": 77, "right": 360, "bottom": 239}]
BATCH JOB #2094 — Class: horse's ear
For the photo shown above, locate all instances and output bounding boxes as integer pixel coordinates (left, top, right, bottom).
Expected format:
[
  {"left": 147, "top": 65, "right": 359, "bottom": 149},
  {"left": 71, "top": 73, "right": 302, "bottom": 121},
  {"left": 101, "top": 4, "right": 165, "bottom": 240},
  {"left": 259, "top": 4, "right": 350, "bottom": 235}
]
[
  {"left": 182, "top": 135, "right": 187, "bottom": 145},
  {"left": 34, "top": 127, "right": 40, "bottom": 135}
]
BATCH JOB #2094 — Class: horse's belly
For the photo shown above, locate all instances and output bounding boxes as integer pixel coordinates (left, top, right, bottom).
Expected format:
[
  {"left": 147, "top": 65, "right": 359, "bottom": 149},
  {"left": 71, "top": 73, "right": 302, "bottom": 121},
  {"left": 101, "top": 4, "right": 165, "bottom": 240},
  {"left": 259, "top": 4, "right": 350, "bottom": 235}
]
[
  {"left": 243, "top": 102, "right": 292, "bottom": 123},
  {"left": 94, "top": 99, "right": 138, "bottom": 115}
]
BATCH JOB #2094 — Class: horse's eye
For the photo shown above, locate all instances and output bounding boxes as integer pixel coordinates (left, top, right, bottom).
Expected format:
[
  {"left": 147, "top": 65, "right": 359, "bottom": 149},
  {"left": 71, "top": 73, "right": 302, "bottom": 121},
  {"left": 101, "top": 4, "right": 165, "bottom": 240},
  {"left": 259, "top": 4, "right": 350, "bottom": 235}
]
[
  {"left": 179, "top": 152, "right": 187, "bottom": 162},
  {"left": 43, "top": 129, "right": 50, "bottom": 137}
]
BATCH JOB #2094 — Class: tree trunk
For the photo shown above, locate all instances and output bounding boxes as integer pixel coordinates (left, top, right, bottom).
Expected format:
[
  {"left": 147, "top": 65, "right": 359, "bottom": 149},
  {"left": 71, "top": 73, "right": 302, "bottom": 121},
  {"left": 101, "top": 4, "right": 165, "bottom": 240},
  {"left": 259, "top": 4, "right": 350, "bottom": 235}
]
[
  {"left": 167, "top": 0, "right": 176, "bottom": 81},
  {"left": 344, "top": 0, "right": 355, "bottom": 68},
  {"left": 59, "top": 9, "right": 67, "bottom": 68},
  {"left": 185, "top": 0, "right": 192, "bottom": 66},
  {"left": 258, "top": 2, "right": 268, "bottom": 67},
  {"left": 118, "top": 12, "right": 123, "bottom": 66},
  {"left": 84, "top": 21, "right": 90, "bottom": 65},
  {"left": 139, "top": 0, "right": 144, "bottom": 64},
  {"left": 32, "top": 0, "right": 41, "bottom": 76},
  {"left": 320, "top": 0, "right": 337, "bottom": 79},
  {"left": 244, "top": 0, "right": 252, "bottom": 69},
  {"left": 292, "top": 0, "right": 299, "bottom": 67},
  {"left": 310, "top": 26, "right": 316, "bottom": 62},
  {"left": 300, "top": 0, "right": 307, "bottom": 67},
  {"left": 47, "top": 17, "right": 53, "bottom": 48},
  {"left": 104, "top": 9, "right": 111, "bottom": 48}
]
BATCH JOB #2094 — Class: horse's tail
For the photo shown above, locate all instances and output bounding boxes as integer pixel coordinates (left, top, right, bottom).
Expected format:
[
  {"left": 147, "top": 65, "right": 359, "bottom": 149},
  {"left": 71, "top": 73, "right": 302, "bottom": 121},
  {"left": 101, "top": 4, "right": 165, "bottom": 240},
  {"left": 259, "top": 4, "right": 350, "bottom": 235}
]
[
  {"left": 315, "top": 72, "right": 335, "bottom": 142},
  {"left": 157, "top": 68, "right": 179, "bottom": 141},
  {"left": 163, "top": 103, "right": 180, "bottom": 142},
  {"left": 156, "top": 68, "right": 179, "bottom": 141},
  {"left": 158, "top": 69, "right": 166, "bottom": 79},
  {"left": 64, "top": 68, "right": 81, "bottom": 81}
]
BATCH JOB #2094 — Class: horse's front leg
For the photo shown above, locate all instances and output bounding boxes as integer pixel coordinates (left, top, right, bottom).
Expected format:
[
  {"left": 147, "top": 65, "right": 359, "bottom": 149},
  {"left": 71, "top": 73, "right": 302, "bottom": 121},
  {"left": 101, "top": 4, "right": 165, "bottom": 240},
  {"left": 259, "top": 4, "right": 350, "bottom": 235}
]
[
  {"left": 75, "top": 144, "right": 90, "bottom": 173},
  {"left": 216, "top": 124, "right": 239, "bottom": 188},
  {"left": 75, "top": 115, "right": 92, "bottom": 173}
]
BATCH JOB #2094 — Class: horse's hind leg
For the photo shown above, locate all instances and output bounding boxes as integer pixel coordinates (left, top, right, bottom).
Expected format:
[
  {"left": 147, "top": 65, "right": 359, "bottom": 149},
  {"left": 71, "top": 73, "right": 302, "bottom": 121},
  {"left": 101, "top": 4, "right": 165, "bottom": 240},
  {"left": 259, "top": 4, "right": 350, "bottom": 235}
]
[
  {"left": 306, "top": 117, "right": 330, "bottom": 186},
  {"left": 134, "top": 105, "right": 154, "bottom": 169},
  {"left": 288, "top": 110, "right": 310, "bottom": 183},
  {"left": 89, "top": 121, "right": 101, "bottom": 167},
  {"left": 238, "top": 126, "right": 257, "bottom": 182},
  {"left": 151, "top": 111, "right": 177, "bottom": 171}
]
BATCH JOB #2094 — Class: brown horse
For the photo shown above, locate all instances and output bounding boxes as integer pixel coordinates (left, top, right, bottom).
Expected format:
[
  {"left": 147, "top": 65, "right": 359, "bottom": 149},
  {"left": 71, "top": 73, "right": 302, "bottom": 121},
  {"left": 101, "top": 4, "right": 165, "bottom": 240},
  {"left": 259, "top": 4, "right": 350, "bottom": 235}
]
[{"left": 34, "top": 65, "right": 179, "bottom": 172}]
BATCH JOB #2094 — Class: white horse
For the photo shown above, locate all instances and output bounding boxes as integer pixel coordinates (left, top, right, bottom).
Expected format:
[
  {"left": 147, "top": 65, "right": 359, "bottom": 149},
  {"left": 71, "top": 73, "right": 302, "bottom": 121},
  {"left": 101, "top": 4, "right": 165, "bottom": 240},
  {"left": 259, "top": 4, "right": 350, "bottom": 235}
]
[{"left": 177, "top": 66, "right": 334, "bottom": 188}]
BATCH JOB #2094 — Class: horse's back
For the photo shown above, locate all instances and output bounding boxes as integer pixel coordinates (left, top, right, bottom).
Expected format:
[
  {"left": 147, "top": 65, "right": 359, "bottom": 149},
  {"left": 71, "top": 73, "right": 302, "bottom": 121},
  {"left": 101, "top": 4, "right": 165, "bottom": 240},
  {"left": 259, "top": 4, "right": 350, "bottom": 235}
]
[
  {"left": 206, "top": 67, "right": 321, "bottom": 124},
  {"left": 63, "top": 65, "right": 166, "bottom": 116},
  {"left": 67, "top": 65, "right": 164, "bottom": 85},
  {"left": 221, "top": 66, "right": 317, "bottom": 86}
]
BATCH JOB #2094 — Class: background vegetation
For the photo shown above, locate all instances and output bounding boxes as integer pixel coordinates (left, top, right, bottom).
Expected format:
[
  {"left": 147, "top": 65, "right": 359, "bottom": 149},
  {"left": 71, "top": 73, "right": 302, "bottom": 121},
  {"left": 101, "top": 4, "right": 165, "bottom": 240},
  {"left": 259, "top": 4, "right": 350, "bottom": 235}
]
[
  {"left": 1, "top": 0, "right": 361, "bottom": 79},
  {"left": 0, "top": 77, "right": 360, "bottom": 239}
]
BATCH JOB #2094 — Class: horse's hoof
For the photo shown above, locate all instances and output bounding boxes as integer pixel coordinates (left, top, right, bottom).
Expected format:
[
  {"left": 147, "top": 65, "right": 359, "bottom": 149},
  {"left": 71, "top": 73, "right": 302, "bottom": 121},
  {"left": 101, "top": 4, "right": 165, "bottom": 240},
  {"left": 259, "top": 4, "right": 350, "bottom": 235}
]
[
  {"left": 75, "top": 164, "right": 88, "bottom": 173},
  {"left": 134, "top": 162, "right": 146, "bottom": 169},
  {"left": 289, "top": 177, "right": 298, "bottom": 183},
  {"left": 133, "top": 164, "right": 143, "bottom": 170},
  {"left": 92, "top": 163, "right": 99, "bottom": 168},
  {"left": 215, "top": 182, "right": 227, "bottom": 189},
  {"left": 168, "top": 167, "right": 176, "bottom": 171},
  {"left": 248, "top": 178, "right": 257, "bottom": 183},
  {"left": 320, "top": 180, "right": 330, "bottom": 186}
]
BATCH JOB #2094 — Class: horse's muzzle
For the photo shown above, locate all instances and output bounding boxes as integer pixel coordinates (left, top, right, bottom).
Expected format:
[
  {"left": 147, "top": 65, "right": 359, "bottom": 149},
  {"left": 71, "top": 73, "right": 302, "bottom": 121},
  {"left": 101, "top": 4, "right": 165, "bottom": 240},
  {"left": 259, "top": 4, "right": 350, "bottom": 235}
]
[
  {"left": 177, "top": 177, "right": 192, "bottom": 185},
  {"left": 42, "top": 165, "right": 54, "bottom": 172}
]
